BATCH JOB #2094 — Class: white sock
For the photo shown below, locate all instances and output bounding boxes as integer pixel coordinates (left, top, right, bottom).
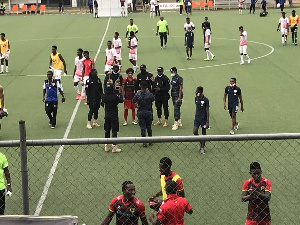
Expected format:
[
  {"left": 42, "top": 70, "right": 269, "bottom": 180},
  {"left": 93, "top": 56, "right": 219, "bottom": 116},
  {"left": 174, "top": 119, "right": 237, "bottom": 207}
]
[
  {"left": 74, "top": 85, "right": 80, "bottom": 94},
  {"left": 245, "top": 54, "right": 250, "bottom": 60},
  {"left": 60, "top": 83, "right": 64, "bottom": 92},
  {"left": 206, "top": 51, "right": 210, "bottom": 59},
  {"left": 5, "top": 66, "right": 8, "bottom": 71},
  {"left": 1, "top": 65, "right": 3, "bottom": 72},
  {"left": 81, "top": 85, "right": 86, "bottom": 96},
  {"left": 206, "top": 50, "right": 212, "bottom": 58},
  {"left": 240, "top": 55, "right": 244, "bottom": 61},
  {"left": 282, "top": 37, "right": 285, "bottom": 43}
]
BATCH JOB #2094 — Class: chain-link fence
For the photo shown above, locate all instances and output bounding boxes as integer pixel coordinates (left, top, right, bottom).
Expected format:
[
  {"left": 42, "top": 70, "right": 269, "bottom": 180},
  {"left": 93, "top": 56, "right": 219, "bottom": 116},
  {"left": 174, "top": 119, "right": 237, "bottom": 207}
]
[{"left": 1, "top": 132, "right": 300, "bottom": 225}]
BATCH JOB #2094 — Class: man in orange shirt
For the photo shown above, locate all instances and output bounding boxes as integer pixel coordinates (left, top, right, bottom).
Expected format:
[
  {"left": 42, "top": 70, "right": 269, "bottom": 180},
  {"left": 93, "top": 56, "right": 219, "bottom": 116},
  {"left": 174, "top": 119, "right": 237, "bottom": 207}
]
[{"left": 289, "top": 10, "right": 300, "bottom": 45}]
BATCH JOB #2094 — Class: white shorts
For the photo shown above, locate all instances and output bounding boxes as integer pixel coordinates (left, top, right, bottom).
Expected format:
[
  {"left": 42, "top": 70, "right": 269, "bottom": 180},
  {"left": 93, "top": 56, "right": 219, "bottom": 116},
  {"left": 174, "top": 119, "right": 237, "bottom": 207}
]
[
  {"left": 83, "top": 76, "right": 89, "bottom": 85},
  {"left": 204, "top": 43, "right": 210, "bottom": 49},
  {"left": 129, "top": 53, "right": 137, "bottom": 60},
  {"left": 116, "top": 53, "right": 122, "bottom": 61},
  {"left": 53, "top": 69, "right": 62, "bottom": 80},
  {"left": 238, "top": 3, "right": 243, "bottom": 8},
  {"left": 104, "top": 64, "right": 112, "bottom": 72},
  {"left": 73, "top": 74, "right": 83, "bottom": 83},
  {"left": 0, "top": 53, "right": 9, "bottom": 60},
  {"left": 239, "top": 45, "right": 247, "bottom": 54},
  {"left": 281, "top": 28, "right": 288, "bottom": 35},
  {"left": 150, "top": 5, "right": 155, "bottom": 11}
]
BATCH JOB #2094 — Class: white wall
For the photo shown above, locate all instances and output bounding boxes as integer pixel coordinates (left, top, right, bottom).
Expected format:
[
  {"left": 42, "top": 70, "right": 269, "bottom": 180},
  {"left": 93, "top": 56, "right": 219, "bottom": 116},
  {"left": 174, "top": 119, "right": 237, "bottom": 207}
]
[{"left": 97, "top": 0, "right": 128, "bottom": 17}]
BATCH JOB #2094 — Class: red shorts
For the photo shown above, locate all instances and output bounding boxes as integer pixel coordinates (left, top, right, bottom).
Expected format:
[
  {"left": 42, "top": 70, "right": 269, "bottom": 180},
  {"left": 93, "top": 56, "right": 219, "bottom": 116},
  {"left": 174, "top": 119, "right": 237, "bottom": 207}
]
[
  {"left": 245, "top": 220, "right": 271, "bottom": 225},
  {"left": 124, "top": 99, "right": 136, "bottom": 110}
]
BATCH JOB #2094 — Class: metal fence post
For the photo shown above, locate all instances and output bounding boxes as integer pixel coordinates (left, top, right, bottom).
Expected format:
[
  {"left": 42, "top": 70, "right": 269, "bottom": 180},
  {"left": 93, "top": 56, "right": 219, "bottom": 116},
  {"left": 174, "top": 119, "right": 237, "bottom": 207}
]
[{"left": 19, "top": 120, "right": 29, "bottom": 215}]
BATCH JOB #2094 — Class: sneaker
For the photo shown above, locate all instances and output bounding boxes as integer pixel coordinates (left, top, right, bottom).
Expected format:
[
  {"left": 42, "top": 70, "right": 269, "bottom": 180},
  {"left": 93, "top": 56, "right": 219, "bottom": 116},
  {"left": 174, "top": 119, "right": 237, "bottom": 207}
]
[
  {"left": 164, "top": 45, "right": 167, "bottom": 48},
  {"left": 86, "top": 123, "right": 92, "bottom": 129},
  {"left": 187, "top": 56, "right": 189, "bottom": 60},
  {"left": 123, "top": 121, "right": 128, "bottom": 126},
  {"left": 247, "top": 58, "right": 251, "bottom": 64},
  {"left": 178, "top": 119, "right": 183, "bottom": 127},
  {"left": 132, "top": 121, "right": 138, "bottom": 125},
  {"left": 211, "top": 55, "right": 215, "bottom": 60},
  {"left": 234, "top": 122, "right": 239, "bottom": 130},
  {"left": 93, "top": 122, "right": 100, "bottom": 127},
  {"left": 0, "top": 71, "right": 3, "bottom": 74},
  {"left": 229, "top": 130, "right": 235, "bottom": 135},
  {"left": 81, "top": 96, "right": 85, "bottom": 100},
  {"left": 204, "top": 58, "right": 210, "bottom": 61},
  {"left": 76, "top": 94, "right": 81, "bottom": 100},
  {"left": 295, "top": 43, "right": 298, "bottom": 46},
  {"left": 104, "top": 144, "right": 110, "bottom": 152},
  {"left": 200, "top": 148, "right": 205, "bottom": 154},
  {"left": 143, "top": 143, "right": 148, "bottom": 148},
  {"left": 163, "top": 121, "right": 168, "bottom": 127},
  {"left": 160, "top": 46, "right": 163, "bottom": 49},
  {"left": 51, "top": 125, "right": 56, "bottom": 129},
  {"left": 154, "top": 120, "right": 162, "bottom": 126},
  {"left": 240, "top": 61, "right": 244, "bottom": 65},
  {"left": 112, "top": 145, "right": 122, "bottom": 153},
  {"left": 5, "top": 70, "right": 8, "bottom": 73},
  {"left": 84, "top": 102, "right": 88, "bottom": 105},
  {"left": 49, "top": 119, "right": 52, "bottom": 126}
]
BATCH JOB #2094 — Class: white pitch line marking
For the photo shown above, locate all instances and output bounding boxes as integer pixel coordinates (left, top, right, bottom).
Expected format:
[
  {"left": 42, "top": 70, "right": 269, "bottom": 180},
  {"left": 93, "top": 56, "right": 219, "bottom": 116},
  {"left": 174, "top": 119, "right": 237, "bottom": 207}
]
[{"left": 34, "top": 17, "right": 111, "bottom": 216}]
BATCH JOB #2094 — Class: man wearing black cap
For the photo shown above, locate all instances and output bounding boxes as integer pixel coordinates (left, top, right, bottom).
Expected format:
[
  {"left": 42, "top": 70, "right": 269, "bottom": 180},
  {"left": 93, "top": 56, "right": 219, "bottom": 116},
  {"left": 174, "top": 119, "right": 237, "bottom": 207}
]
[
  {"left": 136, "top": 64, "right": 154, "bottom": 92},
  {"left": 242, "top": 162, "right": 272, "bottom": 225},
  {"left": 153, "top": 67, "right": 170, "bottom": 127},
  {"left": 132, "top": 81, "right": 155, "bottom": 147},
  {"left": 104, "top": 65, "right": 123, "bottom": 95},
  {"left": 102, "top": 83, "right": 123, "bottom": 153},
  {"left": 169, "top": 67, "right": 183, "bottom": 131}
]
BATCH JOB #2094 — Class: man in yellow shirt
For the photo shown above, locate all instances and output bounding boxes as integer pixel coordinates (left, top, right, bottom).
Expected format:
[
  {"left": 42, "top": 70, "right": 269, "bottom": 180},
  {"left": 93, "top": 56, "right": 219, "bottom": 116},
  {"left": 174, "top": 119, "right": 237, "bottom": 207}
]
[
  {"left": 289, "top": 10, "right": 300, "bottom": 45},
  {"left": 125, "top": 19, "right": 139, "bottom": 39},
  {"left": 0, "top": 33, "right": 10, "bottom": 74},
  {"left": 49, "top": 45, "right": 67, "bottom": 89},
  {"left": 0, "top": 2, "right": 5, "bottom": 14},
  {"left": 0, "top": 152, "right": 12, "bottom": 215},
  {"left": 179, "top": 0, "right": 183, "bottom": 15},
  {"left": 156, "top": 17, "right": 169, "bottom": 49}
]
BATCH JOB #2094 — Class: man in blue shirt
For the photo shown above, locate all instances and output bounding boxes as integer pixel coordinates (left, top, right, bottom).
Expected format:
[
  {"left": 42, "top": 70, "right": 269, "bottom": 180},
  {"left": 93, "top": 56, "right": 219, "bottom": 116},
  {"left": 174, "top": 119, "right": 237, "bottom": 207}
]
[
  {"left": 249, "top": 0, "right": 257, "bottom": 14},
  {"left": 43, "top": 71, "right": 65, "bottom": 129},
  {"left": 193, "top": 86, "right": 209, "bottom": 154}
]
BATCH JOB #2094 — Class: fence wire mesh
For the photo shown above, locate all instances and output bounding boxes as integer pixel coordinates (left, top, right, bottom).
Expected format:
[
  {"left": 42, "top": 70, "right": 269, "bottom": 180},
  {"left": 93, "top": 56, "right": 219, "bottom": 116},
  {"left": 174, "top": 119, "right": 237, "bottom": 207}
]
[{"left": 1, "top": 137, "right": 300, "bottom": 225}]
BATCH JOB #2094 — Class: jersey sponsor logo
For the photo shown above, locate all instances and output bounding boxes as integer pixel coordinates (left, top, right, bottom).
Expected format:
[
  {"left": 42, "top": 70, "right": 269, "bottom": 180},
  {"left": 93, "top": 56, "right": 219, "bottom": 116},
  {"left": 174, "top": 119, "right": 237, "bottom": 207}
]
[
  {"left": 130, "top": 207, "right": 135, "bottom": 213},
  {"left": 201, "top": 100, "right": 204, "bottom": 106}
]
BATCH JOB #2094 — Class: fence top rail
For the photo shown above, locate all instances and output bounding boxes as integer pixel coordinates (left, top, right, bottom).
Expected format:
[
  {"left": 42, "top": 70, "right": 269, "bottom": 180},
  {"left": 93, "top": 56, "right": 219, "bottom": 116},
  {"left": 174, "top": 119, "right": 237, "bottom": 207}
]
[{"left": 0, "top": 133, "right": 300, "bottom": 147}]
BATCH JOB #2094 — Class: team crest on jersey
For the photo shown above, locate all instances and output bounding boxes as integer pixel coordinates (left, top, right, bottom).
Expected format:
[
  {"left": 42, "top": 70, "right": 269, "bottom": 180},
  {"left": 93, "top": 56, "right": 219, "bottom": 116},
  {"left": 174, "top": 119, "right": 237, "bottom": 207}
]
[
  {"left": 261, "top": 186, "right": 265, "bottom": 191},
  {"left": 201, "top": 101, "right": 205, "bottom": 106},
  {"left": 130, "top": 207, "right": 135, "bottom": 213}
]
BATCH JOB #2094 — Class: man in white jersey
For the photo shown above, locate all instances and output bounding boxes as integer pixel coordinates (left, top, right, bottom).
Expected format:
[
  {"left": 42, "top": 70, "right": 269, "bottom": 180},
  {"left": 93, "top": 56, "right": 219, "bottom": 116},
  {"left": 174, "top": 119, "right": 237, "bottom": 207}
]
[
  {"left": 203, "top": 24, "right": 215, "bottom": 61},
  {"left": 73, "top": 48, "right": 86, "bottom": 100},
  {"left": 113, "top": 32, "right": 122, "bottom": 70},
  {"left": 277, "top": 12, "right": 289, "bottom": 45},
  {"left": 238, "top": 0, "right": 244, "bottom": 15},
  {"left": 105, "top": 40, "right": 117, "bottom": 74},
  {"left": 150, "top": 0, "right": 156, "bottom": 18},
  {"left": 239, "top": 26, "right": 251, "bottom": 65},
  {"left": 128, "top": 31, "right": 138, "bottom": 73},
  {"left": 184, "top": 17, "right": 195, "bottom": 31}
]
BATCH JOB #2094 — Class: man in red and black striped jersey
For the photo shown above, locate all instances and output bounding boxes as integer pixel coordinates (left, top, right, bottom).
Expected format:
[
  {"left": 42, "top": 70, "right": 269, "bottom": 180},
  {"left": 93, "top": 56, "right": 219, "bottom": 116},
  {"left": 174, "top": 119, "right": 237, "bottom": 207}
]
[
  {"left": 242, "top": 162, "right": 272, "bottom": 225},
  {"left": 149, "top": 180, "right": 193, "bottom": 225},
  {"left": 101, "top": 181, "right": 148, "bottom": 225},
  {"left": 148, "top": 157, "right": 185, "bottom": 203}
]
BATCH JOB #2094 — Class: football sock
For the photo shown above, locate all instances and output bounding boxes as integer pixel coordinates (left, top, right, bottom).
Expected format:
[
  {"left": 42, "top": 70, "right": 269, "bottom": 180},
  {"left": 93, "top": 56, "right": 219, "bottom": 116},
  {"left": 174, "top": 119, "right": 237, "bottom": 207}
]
[
  {"left": 240, "top": 55, "right": 244, "bottom": 61},
  {"left": 281, "top": 36, "right": 284, "bottom": 43},
  {"left": 5, "top": 66, "right": 8, "bottom": 71},
  {"left": 0, "top": 65, "right": 3, "bottom": 72},
  {"left": 124, "top": 109, "right": 128, "bottom": 121},
  {"left": 132, "top": 109, "right": 136, "bottom": 121},
  {"left": 245, "top": 54, "right": 250, "bottom": 60},
  {"left": 74, "top": 85, "right": 80, "bottom": 94}
]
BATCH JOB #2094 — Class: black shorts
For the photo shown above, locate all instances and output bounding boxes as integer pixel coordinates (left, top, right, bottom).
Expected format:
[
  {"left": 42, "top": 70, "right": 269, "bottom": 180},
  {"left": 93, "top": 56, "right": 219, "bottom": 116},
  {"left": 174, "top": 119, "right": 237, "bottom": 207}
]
[
  {"left": 186, "top": 43, "right": 193, "bottom": 49},
  {"left": 291, "top": 27, "right": 297, "bottom": 33},
  {"left": 104, "top": 117, "right": 119, "bottom": 132},
  {"left": 194, "top": 117, "right": 207, "bottom": 128},
  {"left": 228, "top": 104, "right": 238, "bottom": 114},
  {"left": 0, "top": 189, "right": 5, "bottom": 215}
]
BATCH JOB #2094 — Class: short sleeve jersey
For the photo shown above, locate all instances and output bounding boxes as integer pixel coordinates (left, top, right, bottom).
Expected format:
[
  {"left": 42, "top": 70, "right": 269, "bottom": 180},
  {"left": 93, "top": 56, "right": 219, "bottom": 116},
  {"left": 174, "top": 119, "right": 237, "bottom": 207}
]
[
  {"left": 157, "top": 194, "right": 192, "bottom": 225},
  {"left": 0, "top": 153, "right": 8, "bottom": 190},
  {"left": 279, "top": 17, "right": 289, "bottom": 29},
  {"left": 185, "top": 31, "right": 194, "bottom": 45},
  {"left": 83, "top": 58, "right": 94, "bottom": 76},
  {"left": 123, "top": 77, "right": 137, "bottom": 100},
  {"left": 195, "top": 95, "right": 209, "bottom": 120},
  {"left": 240, "top": 31, "right": 247, "bottom": 46},
  {"left": 160, "top": 172, "right": 184, "bottom": 200},
  {"left": 127, "top": 24, "right": 139, "bottom": 33},
  {"left": 184, "top": 22, "right": 195, "bottom": 31},
  {"left": 225, "top": 85, "right": 241, "bottom": 105},
  {"left": 170, "top": 74, "right": 183, "bottom": 98},
  {"left": 105, "top": 48, "right": 117, "bottom": 65},
  {"left": 109, "top": 195, "right": 146, "bottom": 225},
  {"left": 75, "top": 56, "right": 86, "bottom": 76},
  {"left": 289, "top": 15, "right": 299, "bottom": 28},
  {"left": 113, "top": 37, "right": 122, "bottom": 54},
  {"left": 157, "top": 20, "right": 168, "bottom": 33},
  {"left": 242, "top": 177, "right": 272, "bottom": 222},
  {"left": 129, "top": 37, "right": 138, "bottom": 54},
  {"left": 43, "top": 80, "right": 62, "bottom": 102}
]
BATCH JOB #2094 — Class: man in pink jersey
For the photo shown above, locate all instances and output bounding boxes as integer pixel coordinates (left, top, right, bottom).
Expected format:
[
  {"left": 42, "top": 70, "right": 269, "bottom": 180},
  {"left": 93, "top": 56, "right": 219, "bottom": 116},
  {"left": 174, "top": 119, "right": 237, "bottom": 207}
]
[
  {"left": 82, "top": 51, "right": 94, "bottom": 102},
  {"left": 238, "top": 0, "right": 244, "bottom": 14},
  {"left": 105, "top": 41, "right": 117, "bottom": 75},
  {"left": 128, "top": 31, "right": 138, "bottom": 73},
  {"left": 277, "top": 12, "right": 289, "bottom": 45},
  {"left": 73, "top": 48, "right": 86, "bottom": 100},
  {"left": 239, "top": 26, "right": 251, "bottom": 65},
  {"left": 113, "top": 32, "right": 122, "bottom": 70}
]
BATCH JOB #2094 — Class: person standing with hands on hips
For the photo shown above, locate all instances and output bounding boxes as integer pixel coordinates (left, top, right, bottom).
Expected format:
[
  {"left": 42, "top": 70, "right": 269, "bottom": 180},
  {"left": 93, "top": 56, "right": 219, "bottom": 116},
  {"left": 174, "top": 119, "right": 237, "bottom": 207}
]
[{"left": 0, "top": 152, "right": 12, "bottom": 215}]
